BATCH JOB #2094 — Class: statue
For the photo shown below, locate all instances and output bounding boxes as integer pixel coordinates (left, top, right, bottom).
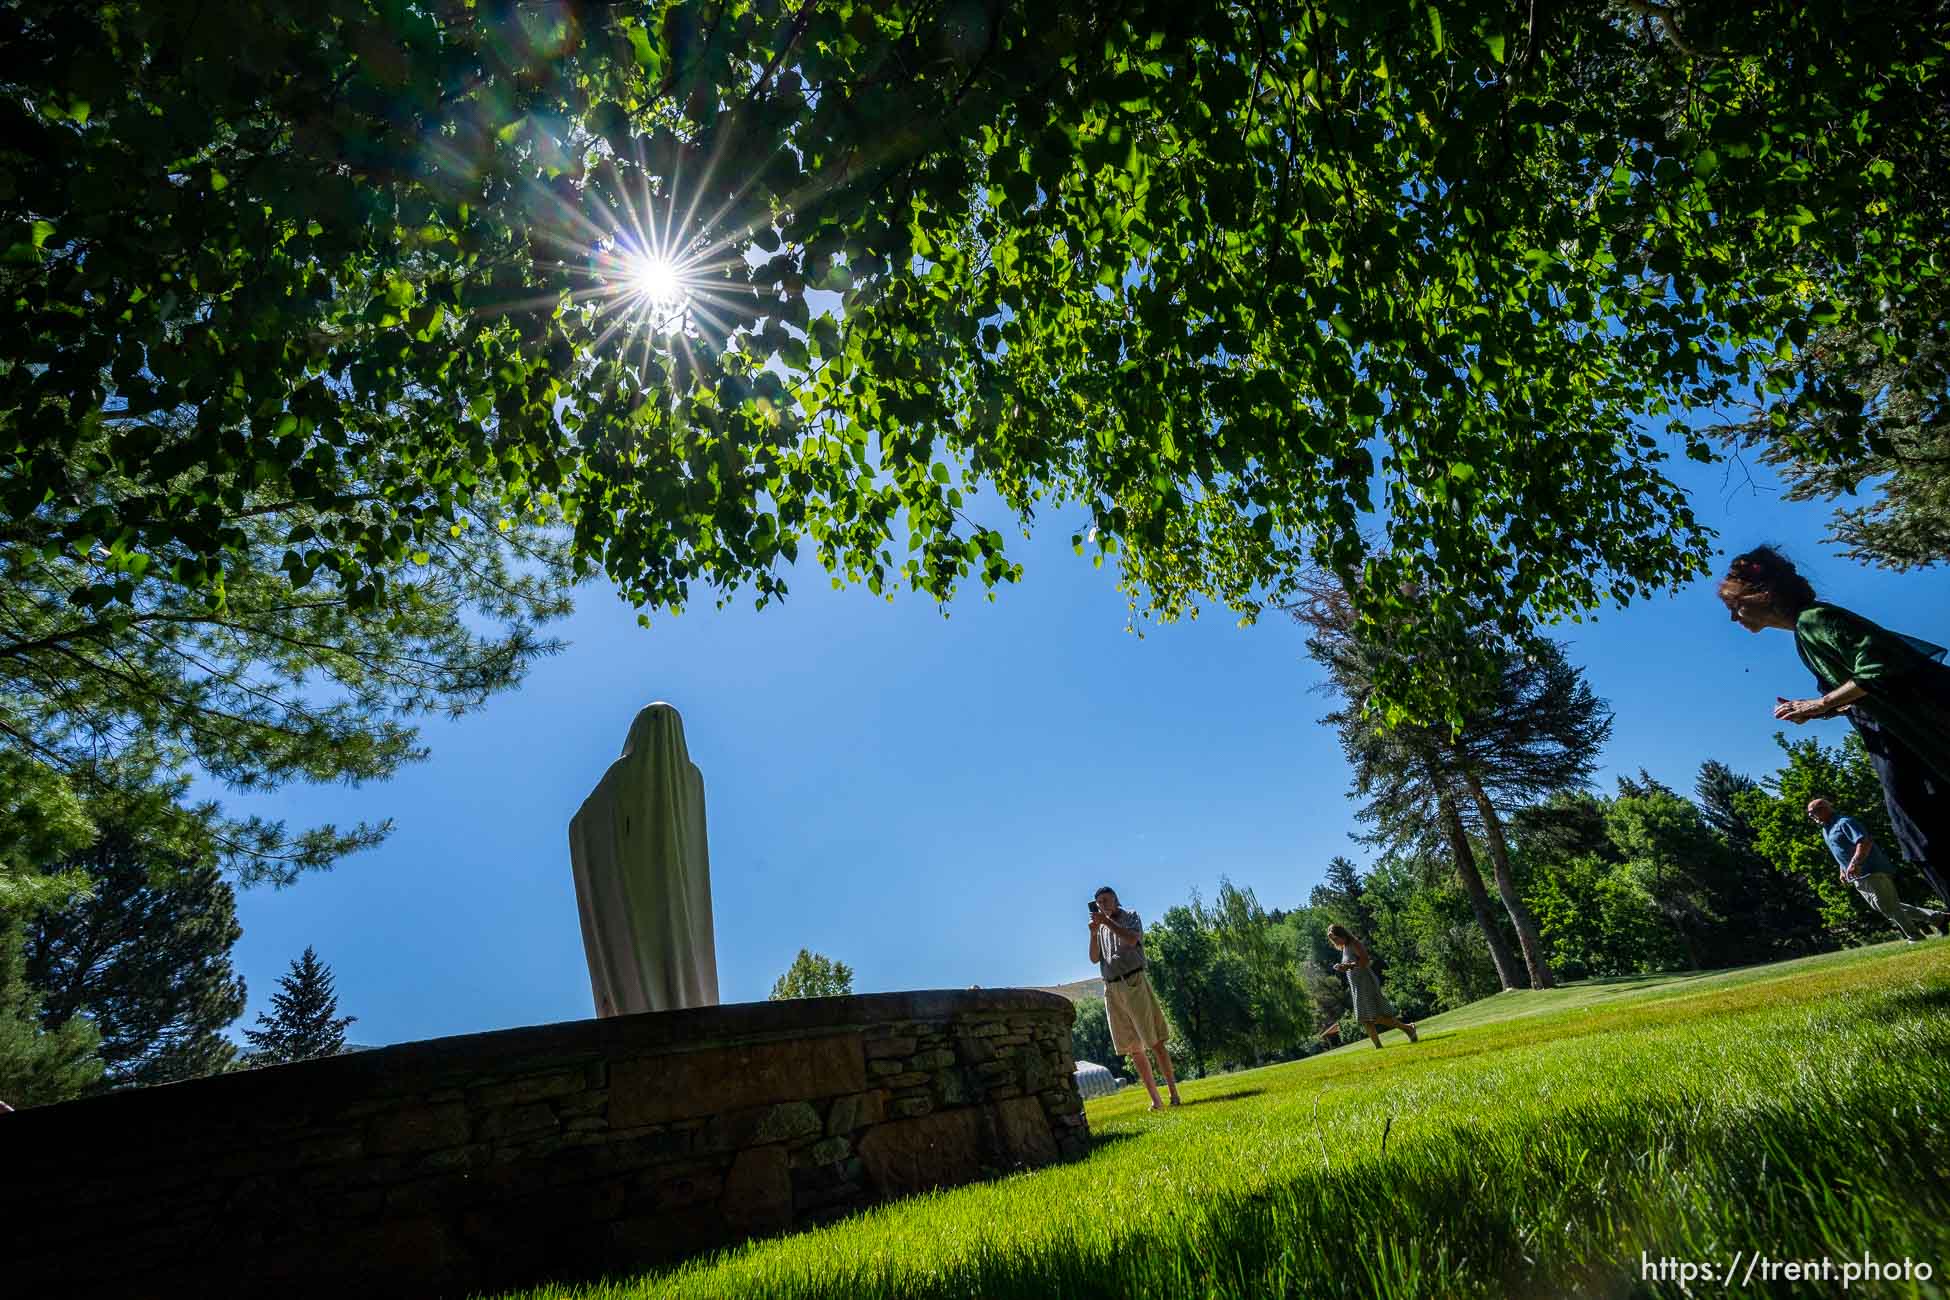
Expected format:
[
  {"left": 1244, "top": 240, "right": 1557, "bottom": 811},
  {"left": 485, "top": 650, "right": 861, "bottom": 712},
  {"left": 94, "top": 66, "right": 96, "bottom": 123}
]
[{"left": 568, "top": 702, "right": 719, "bottom": 1015}]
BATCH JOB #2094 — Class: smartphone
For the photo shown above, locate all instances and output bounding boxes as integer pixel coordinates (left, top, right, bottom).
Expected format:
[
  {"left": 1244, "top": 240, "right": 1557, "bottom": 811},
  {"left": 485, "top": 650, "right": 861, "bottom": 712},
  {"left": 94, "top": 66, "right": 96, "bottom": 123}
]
[{"left": 1087, "top": 900, "right": 1099, "bottom": 915}]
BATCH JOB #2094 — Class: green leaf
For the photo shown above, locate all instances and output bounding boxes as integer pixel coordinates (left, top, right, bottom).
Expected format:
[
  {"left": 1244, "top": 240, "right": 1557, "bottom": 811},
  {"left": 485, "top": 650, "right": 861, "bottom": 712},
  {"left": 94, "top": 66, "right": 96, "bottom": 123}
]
[{"left": 626, "top": 23, "right": 660, "bottom": 75}]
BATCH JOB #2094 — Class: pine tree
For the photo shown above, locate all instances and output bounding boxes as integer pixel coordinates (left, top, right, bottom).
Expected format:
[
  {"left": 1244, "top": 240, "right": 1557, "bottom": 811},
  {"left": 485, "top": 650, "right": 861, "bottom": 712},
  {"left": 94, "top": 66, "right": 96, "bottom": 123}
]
[
  {"left": 0, "top": 915, "right": 102, "bottom": 1106},
  {"left": 1308, "top": 855, "right": 1376, "bottom": 939},
  {"left": 767, "top": 949, "right": 854, "bottom": 1000},
  {"left": 1289, "top": 569, "right": 1613, "bottom": 990},
  {"left": 243, "top": 947, "right": 355, "bottom": 1064},
  {"left": 25, "top": 797, "right": 247, "bottom": 1090},
  {"left": 1694, "top": 760, "right": 1828, "bottom": 960}
]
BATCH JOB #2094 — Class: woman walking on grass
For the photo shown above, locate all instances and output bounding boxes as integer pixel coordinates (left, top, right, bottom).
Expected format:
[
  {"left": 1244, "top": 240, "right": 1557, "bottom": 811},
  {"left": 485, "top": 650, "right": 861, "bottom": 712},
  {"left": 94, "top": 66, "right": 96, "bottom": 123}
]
[
  {"left": 1719, "top": 545, "right": 1950, "bottom": 909},
  {"left": 1328, "top": 924, "right": 1418, "bottom": 1048}
]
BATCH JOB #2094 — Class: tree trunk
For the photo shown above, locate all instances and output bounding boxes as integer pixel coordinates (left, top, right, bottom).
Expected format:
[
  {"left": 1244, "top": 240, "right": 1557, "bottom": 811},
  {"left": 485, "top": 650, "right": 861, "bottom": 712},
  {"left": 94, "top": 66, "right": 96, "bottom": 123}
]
[
  {"left": 1459, "top": 767, "right": 1557, "bottom": 989},
  {"left": 1434, "top": 784, "right": 1524, "bottom": 990}
]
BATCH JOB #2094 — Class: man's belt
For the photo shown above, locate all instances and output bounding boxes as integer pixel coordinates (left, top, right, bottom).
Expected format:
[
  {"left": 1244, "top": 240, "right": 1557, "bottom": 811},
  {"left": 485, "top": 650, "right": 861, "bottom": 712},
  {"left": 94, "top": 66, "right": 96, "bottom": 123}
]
[{"left": 1104, "top": 964, "right": 1146, "bottom": 985}]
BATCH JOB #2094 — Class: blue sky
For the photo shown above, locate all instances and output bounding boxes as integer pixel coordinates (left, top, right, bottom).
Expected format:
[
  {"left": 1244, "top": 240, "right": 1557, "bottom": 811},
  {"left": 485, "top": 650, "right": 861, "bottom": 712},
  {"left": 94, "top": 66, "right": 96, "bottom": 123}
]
[{"left": 225, "top": 452, "right": 1950, "bottom": 1047}]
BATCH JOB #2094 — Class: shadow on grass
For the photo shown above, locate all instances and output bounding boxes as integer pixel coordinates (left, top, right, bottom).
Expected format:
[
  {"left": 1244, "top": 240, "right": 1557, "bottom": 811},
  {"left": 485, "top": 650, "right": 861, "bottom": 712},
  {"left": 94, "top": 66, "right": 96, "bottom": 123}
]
[
  {"left": 1882, "top": 981, "right": 1950, "bottom": 1015},
  {"left": 1175, "top": 1088, "right": 1265, "bottom": 1109},
  {"left": 543, "top": 971, "right": 1950, "bottom": 1300},
  {"left": 709, "top": 1033, "right": 1950, "bottom": 1300},
  {"left": 1083, "top": 1129, "right": 1142, "bottom": 1156}
]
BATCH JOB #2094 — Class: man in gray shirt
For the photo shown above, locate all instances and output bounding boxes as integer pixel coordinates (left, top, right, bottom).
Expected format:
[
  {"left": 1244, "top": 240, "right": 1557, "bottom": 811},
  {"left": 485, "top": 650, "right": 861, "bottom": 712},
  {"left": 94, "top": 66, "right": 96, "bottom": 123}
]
[
  {"left": 1809, "top": 798, "right": 1949, "bottom": 942},
  {"left": 1088, "top": 885, "right": 1181, "bottom": 1111}
]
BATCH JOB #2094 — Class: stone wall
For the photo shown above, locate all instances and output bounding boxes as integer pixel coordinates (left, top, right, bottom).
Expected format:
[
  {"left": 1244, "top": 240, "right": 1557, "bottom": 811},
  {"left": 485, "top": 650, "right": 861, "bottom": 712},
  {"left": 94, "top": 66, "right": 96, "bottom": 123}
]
[{"left": 2, "top": 989, "right": 1087, "bottom": 1299}]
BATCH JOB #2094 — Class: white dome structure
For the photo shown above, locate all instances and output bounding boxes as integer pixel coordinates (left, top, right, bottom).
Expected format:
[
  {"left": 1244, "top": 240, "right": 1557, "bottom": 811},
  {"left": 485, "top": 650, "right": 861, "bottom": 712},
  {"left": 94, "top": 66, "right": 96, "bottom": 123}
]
[{"left": 1073, "top": 1059, "right": 1119, "bottom": 1100}]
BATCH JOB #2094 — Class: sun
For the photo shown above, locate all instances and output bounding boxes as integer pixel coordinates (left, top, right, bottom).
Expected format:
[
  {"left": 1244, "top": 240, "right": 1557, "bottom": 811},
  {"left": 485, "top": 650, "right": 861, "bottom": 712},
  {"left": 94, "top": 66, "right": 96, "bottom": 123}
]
[{"left": 627, "top": 252, "right": 685, "bottom": 307}]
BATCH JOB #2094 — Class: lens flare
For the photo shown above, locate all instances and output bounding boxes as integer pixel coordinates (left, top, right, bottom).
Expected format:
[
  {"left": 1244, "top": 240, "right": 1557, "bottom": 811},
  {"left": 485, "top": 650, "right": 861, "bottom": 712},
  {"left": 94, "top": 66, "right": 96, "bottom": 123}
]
[
  {"left": 513, "top": 128, "right": 772, "bottom": 380},
  {"left": 627, "top": 252, "right": 685, "bottom": 309}
]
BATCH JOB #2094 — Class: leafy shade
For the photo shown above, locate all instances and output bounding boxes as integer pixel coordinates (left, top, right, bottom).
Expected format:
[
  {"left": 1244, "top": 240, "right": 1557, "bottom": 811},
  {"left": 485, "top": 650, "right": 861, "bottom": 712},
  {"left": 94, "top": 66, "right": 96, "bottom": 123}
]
[{"left": 6, "top": 2, "right": 1947, "bottom": 724}]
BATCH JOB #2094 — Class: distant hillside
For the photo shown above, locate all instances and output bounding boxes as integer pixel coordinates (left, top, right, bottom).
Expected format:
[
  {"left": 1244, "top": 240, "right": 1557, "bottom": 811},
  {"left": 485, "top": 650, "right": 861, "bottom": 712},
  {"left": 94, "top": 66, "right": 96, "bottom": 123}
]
[{"left": 1033, "top": 977, "right": 1104, "bottom": 1004}]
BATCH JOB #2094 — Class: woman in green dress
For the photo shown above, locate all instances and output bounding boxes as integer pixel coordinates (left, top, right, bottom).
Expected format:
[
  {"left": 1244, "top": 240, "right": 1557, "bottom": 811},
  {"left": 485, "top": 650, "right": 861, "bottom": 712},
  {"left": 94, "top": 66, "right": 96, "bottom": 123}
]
[{"left": 1718, "top": 546, "right": 1950, "bottom": 907}]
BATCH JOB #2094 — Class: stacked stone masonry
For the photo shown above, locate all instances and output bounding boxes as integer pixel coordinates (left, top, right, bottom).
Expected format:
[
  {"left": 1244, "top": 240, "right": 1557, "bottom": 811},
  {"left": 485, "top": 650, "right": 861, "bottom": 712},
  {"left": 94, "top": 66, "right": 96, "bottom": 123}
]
[{"left": 2, "top": 989, "right": 1089, "bottom": 1299}]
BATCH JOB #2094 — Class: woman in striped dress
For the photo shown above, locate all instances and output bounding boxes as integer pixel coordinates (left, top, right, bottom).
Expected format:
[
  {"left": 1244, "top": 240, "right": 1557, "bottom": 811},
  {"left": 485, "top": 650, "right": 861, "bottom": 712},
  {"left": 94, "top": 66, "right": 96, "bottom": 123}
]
[{"left": 1328, "top": 924, "right": 1418, "bottom": 1048}]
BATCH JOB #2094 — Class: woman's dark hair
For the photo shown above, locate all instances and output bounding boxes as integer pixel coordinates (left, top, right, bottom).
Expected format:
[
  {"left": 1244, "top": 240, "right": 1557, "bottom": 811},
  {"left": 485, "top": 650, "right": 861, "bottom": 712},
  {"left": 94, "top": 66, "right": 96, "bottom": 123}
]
[
  {"left": 1094, "top": 885, "right": 1116, "bottom": 899},
  {"left": 1326, "top": 923, "right": 1354, "bottom": 944},
  {"left": 1717, "top": 545, "right": 1817, "bottom": 616}
]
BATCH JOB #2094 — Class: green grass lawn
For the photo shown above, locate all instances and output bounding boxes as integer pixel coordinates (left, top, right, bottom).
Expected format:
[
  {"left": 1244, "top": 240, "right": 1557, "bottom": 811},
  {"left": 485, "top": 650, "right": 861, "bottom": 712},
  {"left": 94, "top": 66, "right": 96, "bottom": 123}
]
[{"left": 509, "top": 942, "right": 1950, "bottom": 1299}]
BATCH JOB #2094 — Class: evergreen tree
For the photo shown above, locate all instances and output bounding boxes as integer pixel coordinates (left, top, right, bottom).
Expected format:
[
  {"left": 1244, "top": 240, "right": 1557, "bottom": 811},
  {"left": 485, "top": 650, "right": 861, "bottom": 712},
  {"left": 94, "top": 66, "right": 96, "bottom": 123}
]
[
  {"left": 1695, "top": 760, "right": 1829, "bottom": 960},
  {"left": 243, "top": 947, "right": 354, "bottom": 1064},
  {"left": 1291, "top": 571, "right": 1524, "bottom": 990},
  {"left": 1509, "top": 792, "right": 1618, "bottom": 869},
  {"left": 1308, "top": 856, "right": 1375, "bottom": 939},
  {"left": 1291, "top": 569, "right": 1611, "bottom": 990},
  {"left": 1714, "top": 317, "right": 1950, "bottom": 572},
  {"left": 25, "top": 814, "right": 247, "bottom": 1090},
  {"left": 0, "top": 915, "right": 102, "bottom": 1106},
  {"left": 767, "top": 949, "right": 854, "bottom": 1000}
]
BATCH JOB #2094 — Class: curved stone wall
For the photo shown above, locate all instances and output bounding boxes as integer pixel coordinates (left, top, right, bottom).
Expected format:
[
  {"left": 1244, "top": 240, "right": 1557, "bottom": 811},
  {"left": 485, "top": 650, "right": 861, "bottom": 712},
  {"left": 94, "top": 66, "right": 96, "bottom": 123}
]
[{"left": 2, "top": 989, "right": 1087, "bottom": 1299}]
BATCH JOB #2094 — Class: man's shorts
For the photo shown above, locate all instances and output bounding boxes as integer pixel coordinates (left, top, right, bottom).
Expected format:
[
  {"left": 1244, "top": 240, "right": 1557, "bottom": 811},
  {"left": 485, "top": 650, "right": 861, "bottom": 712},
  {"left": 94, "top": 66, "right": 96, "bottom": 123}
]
[{"left": 1104, "top": 970, "right": 1171, "bottom": 1056}]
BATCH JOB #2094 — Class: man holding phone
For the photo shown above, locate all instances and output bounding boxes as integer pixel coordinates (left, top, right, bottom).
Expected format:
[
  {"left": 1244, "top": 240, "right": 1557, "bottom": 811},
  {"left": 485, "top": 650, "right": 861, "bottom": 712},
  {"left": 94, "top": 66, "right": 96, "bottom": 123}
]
[{"left": 1088, "top": 885, "right": 1181, "bottom": 1111}]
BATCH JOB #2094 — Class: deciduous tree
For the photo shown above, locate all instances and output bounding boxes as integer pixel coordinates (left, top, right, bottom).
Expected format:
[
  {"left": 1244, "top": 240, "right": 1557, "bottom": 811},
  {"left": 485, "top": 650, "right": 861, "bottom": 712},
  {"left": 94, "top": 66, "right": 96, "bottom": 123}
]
[
  {"left": 1144, "top": 903, "right": 1252, "bottom": 1078},
  {"left": 1069, "top": 997, "right": 1122, "bottom": 1076},
  {"left": 8, "top": 1, "right": 1945, "bottom": 727},
  {"left": 1736, "top": 734, "right": 1913, "bottom": 942},
  {"left": 767, "top": 948, "right": 854, "bottom": 1000}
]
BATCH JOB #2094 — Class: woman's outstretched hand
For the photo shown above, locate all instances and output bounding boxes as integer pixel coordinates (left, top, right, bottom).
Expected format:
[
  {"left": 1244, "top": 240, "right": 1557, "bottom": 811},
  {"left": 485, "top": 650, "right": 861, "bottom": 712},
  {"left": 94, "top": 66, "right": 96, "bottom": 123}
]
[{"left": 1774, "top": 696, "right": 1832, "bottom": 724}]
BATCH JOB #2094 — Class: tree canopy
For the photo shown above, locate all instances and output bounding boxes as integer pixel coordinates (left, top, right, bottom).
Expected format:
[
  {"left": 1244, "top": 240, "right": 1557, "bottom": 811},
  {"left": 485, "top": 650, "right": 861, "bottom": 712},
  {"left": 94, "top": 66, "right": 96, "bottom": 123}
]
[
  {"left": 7, "top": 0, "right": 1946, "bottom": 725},
  {"left": 767, "top": 947, "right": 854, "bottom": 999}
]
